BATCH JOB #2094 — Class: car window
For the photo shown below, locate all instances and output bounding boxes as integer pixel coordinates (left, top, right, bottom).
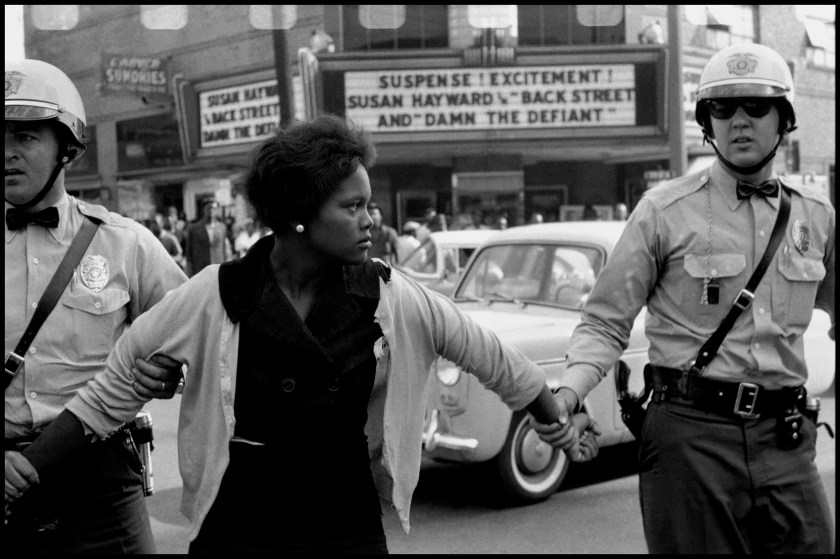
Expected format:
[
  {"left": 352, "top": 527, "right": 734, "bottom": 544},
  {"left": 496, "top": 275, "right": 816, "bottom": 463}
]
[
  {"left": 401, "top": 237, "right": 437, "bottom": 274},
  {"left": 457, "top": 243, "right": 603, "bottom": 308}
]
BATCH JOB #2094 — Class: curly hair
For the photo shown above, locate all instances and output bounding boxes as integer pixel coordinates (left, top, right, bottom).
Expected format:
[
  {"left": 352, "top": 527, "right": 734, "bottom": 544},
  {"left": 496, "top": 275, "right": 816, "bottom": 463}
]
[{"left": 244, "top": 114, "right": 377, "bottom": 234}]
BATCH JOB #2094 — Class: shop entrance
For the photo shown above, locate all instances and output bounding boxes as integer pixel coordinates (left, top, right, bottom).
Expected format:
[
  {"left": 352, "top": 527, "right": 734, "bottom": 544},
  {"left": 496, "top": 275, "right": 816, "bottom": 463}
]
[{"left": 451, "top": 171, "right": 524, "bottom": 228}]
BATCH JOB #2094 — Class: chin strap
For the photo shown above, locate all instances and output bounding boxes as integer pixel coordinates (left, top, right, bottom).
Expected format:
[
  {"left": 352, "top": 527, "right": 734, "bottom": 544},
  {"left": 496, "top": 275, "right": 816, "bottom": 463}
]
[
  {"left": 703, "top": 124, "right": 797, "bottom": 176},
  {"left": 5, "top": 155, "right": 68, "bottom": 210}
]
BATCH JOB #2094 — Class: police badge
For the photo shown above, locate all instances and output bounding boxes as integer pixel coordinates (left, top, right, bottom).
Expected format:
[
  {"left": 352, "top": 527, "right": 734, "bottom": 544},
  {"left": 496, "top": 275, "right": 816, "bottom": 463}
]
[
  {"left": 80, "top": 255, "right": 109, "bottom": 293},
  {"left": 726, "top": 53, "right": 758, "bottom": 76},
  {"left": 5, "top": 70, "right": 24, "bottom": 98},
  {"left": 791, "top": 219, "right": 810, "bottom": 255}
]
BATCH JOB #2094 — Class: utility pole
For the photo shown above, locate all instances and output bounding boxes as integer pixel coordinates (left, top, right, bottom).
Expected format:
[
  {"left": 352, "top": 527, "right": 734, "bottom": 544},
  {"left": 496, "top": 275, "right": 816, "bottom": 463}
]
[
  {"left": 273, "top": 29, "right": 294, "bottom": 128},
  {"left": 667, "top": 5, "right": 687, "bottom": 177}
]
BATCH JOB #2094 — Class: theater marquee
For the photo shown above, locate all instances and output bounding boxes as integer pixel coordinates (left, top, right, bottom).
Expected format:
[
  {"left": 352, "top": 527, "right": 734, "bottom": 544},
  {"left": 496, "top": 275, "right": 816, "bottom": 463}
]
[{"left": 344, "top": 64, "right": 637, "bottom": 133}]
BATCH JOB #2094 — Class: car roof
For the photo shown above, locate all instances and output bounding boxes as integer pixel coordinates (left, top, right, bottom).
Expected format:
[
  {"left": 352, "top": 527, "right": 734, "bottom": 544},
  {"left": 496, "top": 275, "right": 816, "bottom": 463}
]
[
  {"left": 480, "top": 221, "right": 627, "bottom": 250},
  {"left": 428, "top": 229, "right": 500, "bottom": 246}
]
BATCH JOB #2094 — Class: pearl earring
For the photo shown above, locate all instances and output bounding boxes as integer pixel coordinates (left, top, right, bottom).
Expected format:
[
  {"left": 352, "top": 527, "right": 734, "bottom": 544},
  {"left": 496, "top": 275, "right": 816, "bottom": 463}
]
[{"left": 295, "top": 224, "right": 305, "bottom": 233}]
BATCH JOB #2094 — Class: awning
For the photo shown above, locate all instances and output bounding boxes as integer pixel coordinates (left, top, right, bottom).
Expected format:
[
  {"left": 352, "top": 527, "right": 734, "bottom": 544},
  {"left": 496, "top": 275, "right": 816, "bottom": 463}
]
[{"left": 804, "top": 19, "right": 829, "bottom": 49}]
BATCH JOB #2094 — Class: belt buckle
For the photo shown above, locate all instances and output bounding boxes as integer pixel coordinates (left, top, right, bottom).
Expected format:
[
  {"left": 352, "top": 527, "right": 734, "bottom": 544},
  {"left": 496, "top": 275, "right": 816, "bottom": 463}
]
[
  {"left": 5, "top": 352, "right": 24, "bottom": 377},
  {"left": 734, "top": 382, "right": 760, "bottom": 418}
]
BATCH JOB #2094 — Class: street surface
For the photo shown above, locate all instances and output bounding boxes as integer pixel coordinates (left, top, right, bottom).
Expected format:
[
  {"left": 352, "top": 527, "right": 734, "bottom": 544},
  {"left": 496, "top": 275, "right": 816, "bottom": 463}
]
[{"left": 145, "top": 387, "right": 835, "bottom": 554}]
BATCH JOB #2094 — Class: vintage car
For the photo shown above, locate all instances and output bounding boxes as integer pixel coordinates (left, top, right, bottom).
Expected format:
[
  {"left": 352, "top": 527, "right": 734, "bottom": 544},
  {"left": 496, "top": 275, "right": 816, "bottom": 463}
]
[
  {"left": 394, "top": 229, "right": 498, "bottom": 296},
  {"left": 421, "top": 221, "right": 835, "bottom": 504}
]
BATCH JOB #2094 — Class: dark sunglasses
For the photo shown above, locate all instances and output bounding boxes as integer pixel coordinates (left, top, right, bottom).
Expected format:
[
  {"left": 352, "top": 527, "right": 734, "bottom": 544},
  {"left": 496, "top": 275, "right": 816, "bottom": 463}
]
[{"left": 706, "top": 98, "right": 774, "bottom": 120}]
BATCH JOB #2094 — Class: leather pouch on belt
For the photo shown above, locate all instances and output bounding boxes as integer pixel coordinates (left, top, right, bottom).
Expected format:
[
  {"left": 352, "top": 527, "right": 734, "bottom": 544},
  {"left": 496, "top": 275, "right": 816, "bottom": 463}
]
[{"left": 777, "top": 411, "right": 804, "bottom": 450}]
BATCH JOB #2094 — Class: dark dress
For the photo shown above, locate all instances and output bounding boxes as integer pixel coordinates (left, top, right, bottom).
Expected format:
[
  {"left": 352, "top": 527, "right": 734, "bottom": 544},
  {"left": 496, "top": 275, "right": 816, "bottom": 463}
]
[{"left": 189, "top": 236, "right": 390, "bottom": 554}]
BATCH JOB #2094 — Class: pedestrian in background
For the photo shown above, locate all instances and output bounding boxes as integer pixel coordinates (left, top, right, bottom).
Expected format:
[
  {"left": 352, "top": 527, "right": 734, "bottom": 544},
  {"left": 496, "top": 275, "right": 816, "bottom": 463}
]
[
  {"left": 4, "top": 58, "right": 186, "bottom": 554},
  {"left": 183, "top": 199, "right": 232, "bottom": 276},
  {"left": 395, "top": 220, "right": 421, "bottom": 263},
  {"left": 533, "top": 42, "right": 834, "bottom": 554},
  {"left": 613, "top": 203, "right": 628, "bottom": 220},
  {"left": 367, "top": 201, "right": 399, "bottom": 265},
  {"left": 233, "top": 218, "right": 259, "bottom": 257},
  {"left": 10, "top": 114, "right": 598, "bottom": 555}
]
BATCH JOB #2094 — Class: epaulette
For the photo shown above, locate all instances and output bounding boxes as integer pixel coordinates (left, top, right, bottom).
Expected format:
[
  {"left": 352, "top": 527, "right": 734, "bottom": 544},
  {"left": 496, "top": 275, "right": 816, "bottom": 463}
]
[
  {"left": 72, "top": 196, "right": 113, "bottom": 225},
  {"left": 778, "top": 177, "right": 834, "bottom": 208},
  {"left": 643, "top": 169, "right": 710, "bottom": 210}
]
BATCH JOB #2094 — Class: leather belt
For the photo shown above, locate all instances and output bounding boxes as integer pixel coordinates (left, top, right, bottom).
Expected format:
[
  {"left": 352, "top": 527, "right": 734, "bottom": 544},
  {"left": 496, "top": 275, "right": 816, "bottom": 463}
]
[{"left": 648, "top": 365, "right": 804, "bottom": 419}]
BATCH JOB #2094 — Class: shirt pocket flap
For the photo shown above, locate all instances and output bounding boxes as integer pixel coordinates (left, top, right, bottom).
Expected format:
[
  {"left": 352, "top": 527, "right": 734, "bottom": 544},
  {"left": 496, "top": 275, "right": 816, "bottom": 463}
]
[
  {"left": 62, "top": 287, "right": 130, "bottom": 315},
  {"left": 779, "top": 255, "right": 826, "bottom": 282},
  {"left": 684, "top": 253, "right": 746, "bottom": 279}
]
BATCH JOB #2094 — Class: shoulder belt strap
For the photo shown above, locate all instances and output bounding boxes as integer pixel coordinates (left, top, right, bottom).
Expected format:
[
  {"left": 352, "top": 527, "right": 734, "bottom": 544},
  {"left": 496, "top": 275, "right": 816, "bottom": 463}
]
[
  {"left": 690, "top": 187, "right": 791, "bottom": 374},
  {"left": 4, "top": 216, "right": 102, "bottom": 390}
]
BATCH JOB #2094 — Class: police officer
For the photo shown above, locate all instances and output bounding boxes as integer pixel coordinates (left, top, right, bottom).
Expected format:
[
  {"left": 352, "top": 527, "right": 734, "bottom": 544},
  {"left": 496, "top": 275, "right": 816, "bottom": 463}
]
[
  {"left": 5, "top": 59, "right": 188, "bottom": 553},
  {"left": 533, "top": 43, "right": 835, "bottom": 553}
]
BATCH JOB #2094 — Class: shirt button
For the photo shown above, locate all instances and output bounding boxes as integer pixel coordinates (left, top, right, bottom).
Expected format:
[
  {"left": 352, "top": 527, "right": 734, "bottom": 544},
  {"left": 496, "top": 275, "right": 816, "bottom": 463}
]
[
  {"left": 281, "top": 377, "right": 296, "bottom": 392},
  {"left": 33, "top": 257, "right": 39, "bottom": 264},
  {"left": 94, "top": 302, "right": 102, "bottom": 309},
  {"left": 30, "top": 392, "right": 37, "bottom": 399},
  {"left": 758, "top": 308, "right": 765, "bottom": 315},
  {"left": 754, "top": 343, "right": 761, "bottom": 350},
  {"left": 759, "top": 230, "right": 766, "bottom": 237},
  {"left": 29, "top": 347, "right": 36, "bottom": 354},
  {"left": 32, "top": 302, "right": 38, "bottom": 309},
  {"left": 711, "top": 269, "right": 718, "bottom": 276},
  {"left": 328, "top": 380, "right": 339, "bottom": 392}
]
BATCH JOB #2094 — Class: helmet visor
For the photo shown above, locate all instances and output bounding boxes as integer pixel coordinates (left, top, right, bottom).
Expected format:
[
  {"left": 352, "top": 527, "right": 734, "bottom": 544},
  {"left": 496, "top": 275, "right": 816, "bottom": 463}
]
[
  {"left": 698, "top": 83, "right": 787, "bottom": 100},
  {"left": 5, "top": 103, "right": 62, "bottom": 121}
]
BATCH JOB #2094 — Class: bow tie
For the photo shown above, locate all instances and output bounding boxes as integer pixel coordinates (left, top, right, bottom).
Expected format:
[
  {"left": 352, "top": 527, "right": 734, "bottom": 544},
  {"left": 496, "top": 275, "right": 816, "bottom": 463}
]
[
  {"left": 5, "top": 207, "right": 60, "bottom": 230},
  {"left": 736, "top": 179, "right": 779, "bottom": 200}
]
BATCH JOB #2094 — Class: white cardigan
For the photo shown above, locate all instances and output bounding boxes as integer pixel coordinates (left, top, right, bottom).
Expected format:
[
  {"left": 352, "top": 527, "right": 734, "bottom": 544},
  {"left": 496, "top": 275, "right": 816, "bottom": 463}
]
[{"left": 68, "top": 264, "right": 546, "bottom": 539}]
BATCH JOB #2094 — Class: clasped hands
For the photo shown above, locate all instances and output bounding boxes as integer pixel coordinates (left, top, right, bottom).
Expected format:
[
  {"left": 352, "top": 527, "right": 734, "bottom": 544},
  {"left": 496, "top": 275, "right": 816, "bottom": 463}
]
[{"left": 531, "top": 393, "right": 601, "bottom": 463}]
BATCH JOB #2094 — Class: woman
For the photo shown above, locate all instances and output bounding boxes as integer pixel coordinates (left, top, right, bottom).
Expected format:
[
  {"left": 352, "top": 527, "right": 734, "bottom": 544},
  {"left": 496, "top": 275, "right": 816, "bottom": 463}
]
[{"left": 12, "top": 115, "right": 597, "bottom": 554}]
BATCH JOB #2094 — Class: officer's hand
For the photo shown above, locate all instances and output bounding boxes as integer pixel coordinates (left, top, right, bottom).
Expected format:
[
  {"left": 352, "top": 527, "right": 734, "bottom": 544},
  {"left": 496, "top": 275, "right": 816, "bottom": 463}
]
[
  {"left": 530, "top": 396, "right": 578, "bottom": 451},
  {"left": 568, "top": 414, "right": 601, "bottom": 462},
  {"left": 5, "top": 451, "right": 39, "bottom": 505},
  {"left": 131, "top": 354, "right": 184, "bottom": 400}
]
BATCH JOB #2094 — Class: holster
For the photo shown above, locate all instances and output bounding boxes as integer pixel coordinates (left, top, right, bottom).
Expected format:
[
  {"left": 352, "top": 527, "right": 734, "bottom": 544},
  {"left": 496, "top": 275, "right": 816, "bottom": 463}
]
[{"left": 615, "top": 362, "right": 654, "bottom": 440}]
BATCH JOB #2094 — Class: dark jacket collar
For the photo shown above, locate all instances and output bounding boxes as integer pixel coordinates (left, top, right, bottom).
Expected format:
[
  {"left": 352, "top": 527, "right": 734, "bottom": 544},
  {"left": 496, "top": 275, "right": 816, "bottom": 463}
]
[{"left": 219, "top": 235, "right": 387, "bottom": 324}]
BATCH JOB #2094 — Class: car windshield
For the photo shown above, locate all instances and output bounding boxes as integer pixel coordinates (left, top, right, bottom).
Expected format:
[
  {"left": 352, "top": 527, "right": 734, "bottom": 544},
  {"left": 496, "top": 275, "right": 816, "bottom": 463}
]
[
  {"left": 455, "top": 243, "right": 604, "bottom": 309},
  {"left": 400, "top": 238, "right": 478, "bottom": 276}
]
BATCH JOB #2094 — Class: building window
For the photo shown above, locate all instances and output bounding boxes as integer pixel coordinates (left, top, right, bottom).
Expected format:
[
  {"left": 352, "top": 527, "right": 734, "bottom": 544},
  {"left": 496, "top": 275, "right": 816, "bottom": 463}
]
[
  {"left": 249, "top": 5, "right": 297, "bottom": 30},
  {"left": 805, "top": 19, "right": 835, "bottom": 69},
  {"left": 517, "top": 5, "right": 625, "bottom": 46},
  {"left": 66, "top": 124, "right": 98, "bottom": 177},
  {"left": 31, "top": 5, "right": 79, "bottom": 30},
  {"left": 117, "top": 114, "right": 183, "bottom": 172},
  {"left": 140, "top": 5, "right": 187, "bottom": 30},
  {"left": 686, "top": 5, "right": 757, "bottom": 49},
  {"left": 326, "top": 5, "right": 448, "bottom": 50}
]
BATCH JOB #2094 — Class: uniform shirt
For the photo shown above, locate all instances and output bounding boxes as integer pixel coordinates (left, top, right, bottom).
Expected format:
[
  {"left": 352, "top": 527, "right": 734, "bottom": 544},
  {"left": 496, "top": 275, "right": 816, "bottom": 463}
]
[
  {"left": 4, "top": 193, "right": 187, "bottom": 438},
  {"left": 559, "top": 160, "right": 835, "bottom": 399},
  {"left": 65, "top": 236, "right": 546, "bottom": 538}
]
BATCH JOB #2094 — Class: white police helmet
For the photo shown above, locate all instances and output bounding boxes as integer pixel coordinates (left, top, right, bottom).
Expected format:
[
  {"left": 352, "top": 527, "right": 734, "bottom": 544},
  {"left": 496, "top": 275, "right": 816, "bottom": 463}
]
[
  {"left": 5, "top": 59, "right": 87, "bottom": 160},
  {"left": 695, "top": 43, "right": 795, "bottom": 134}
]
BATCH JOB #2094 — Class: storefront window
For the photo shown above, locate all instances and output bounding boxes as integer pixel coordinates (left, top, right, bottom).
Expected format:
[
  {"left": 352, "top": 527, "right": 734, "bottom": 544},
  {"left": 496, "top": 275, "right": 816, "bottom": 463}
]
[
  {"left": 327, "top": 5, "right": 448, "bottom": 50},
  {"left": 66, "top": 124, "right": 98, "bottom": 177},
  {"left": 117, "top": 113, "right": 183, "bottom": 172},
  {"left": 518, "top": 5, "right": 625, "bottom": 46},
  {"left": 686, "top": 5, "right": 757, "bottom": 49}
]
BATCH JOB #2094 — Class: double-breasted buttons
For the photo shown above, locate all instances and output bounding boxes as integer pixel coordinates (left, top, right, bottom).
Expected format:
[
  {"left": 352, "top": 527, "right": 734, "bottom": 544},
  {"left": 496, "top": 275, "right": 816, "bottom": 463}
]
[
  {"left": 327, "top": 379, "right": 340, "bottom": 392},
  {"left": 281, "top": 377, "right": 296, "bottom": 392}
]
